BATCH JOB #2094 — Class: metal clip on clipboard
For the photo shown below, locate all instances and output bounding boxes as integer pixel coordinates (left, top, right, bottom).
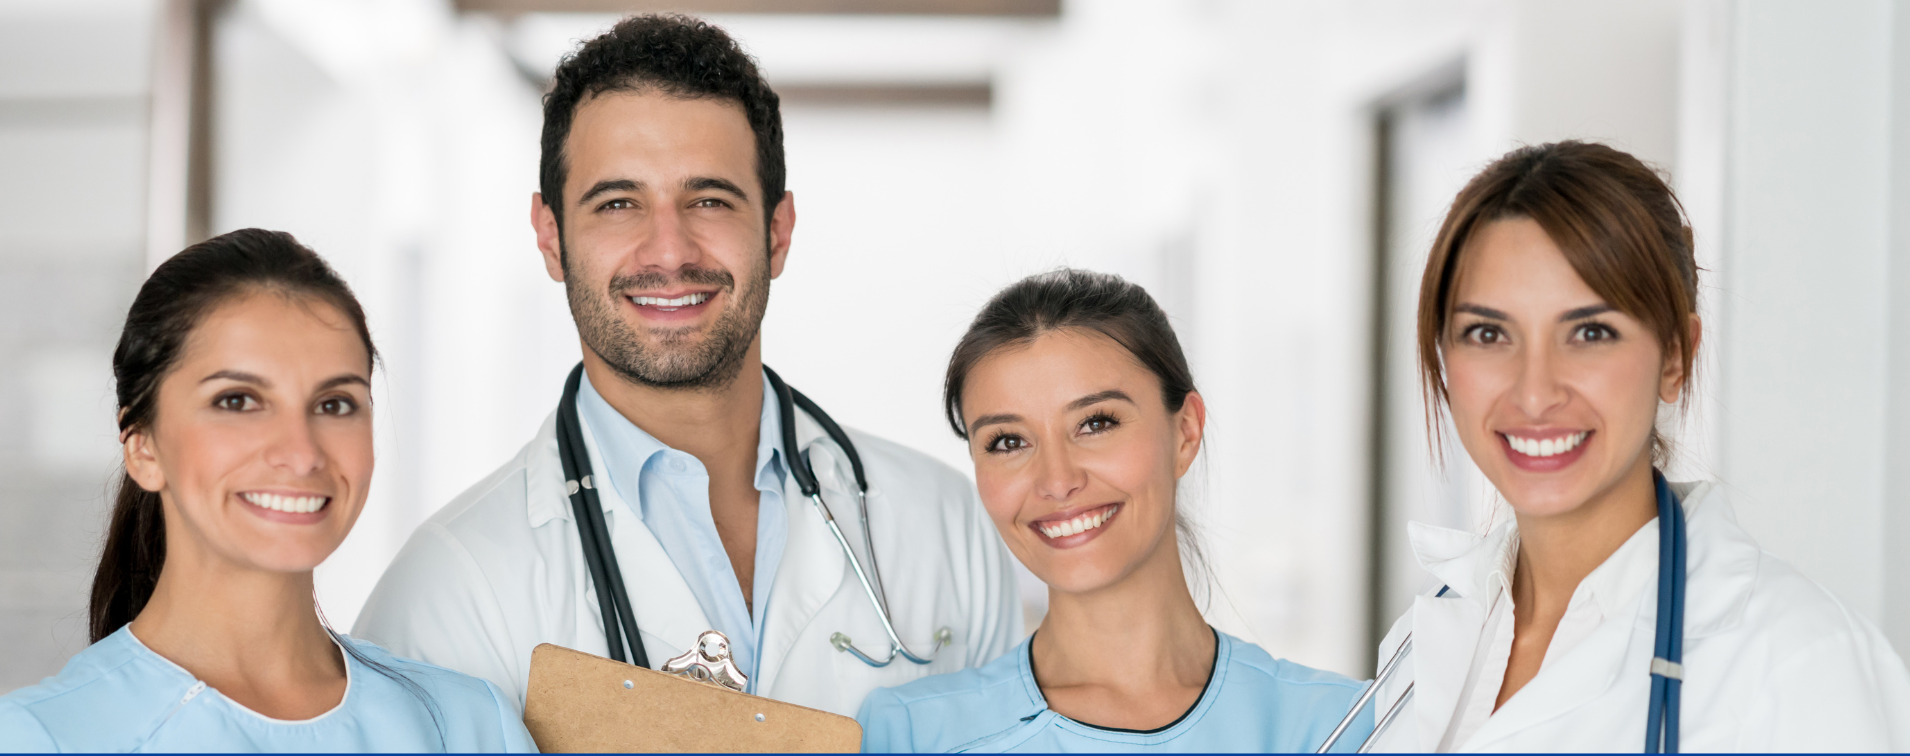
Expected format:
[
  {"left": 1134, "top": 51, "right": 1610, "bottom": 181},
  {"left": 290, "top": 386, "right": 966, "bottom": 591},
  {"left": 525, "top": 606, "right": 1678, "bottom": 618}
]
[{"left": 661, "top": 630, "right": 750, "bottom": 693}]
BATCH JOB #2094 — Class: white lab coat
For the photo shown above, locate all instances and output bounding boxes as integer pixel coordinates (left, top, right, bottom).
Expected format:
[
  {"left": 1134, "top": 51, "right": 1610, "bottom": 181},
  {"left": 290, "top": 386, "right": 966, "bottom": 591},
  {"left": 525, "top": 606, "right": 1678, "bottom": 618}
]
[
  {"left": 352, "top": 406, "right": 1022, "bottom": 718},
  {"left": 1364, "top": 480, "right": 1910, "bottom": 752}
]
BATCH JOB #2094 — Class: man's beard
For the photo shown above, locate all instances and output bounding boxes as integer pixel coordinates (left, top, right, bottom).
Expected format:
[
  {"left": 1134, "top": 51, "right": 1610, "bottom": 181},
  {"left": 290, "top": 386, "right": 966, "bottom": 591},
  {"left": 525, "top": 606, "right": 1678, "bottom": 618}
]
[{"left": 564, "top": 250, "right": 772, "bottom": 392}]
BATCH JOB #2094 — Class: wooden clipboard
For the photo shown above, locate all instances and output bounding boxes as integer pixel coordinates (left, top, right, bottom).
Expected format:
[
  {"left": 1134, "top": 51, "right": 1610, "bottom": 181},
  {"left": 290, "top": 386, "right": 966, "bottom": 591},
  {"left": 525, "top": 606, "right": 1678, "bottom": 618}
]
[{"left": 522, "top": 643, "right": 863, "bottom": 753}]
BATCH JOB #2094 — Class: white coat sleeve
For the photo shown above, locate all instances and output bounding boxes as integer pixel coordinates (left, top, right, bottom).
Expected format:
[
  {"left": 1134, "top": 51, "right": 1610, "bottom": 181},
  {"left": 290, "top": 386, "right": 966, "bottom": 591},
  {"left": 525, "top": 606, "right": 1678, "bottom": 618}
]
[
  {"left": 959, "top": 482, "right": 1024, "bottom": 669},
  {"left": 352, "top": 521, "right": 532, "bottom": 713},
  {"left": 1735, "top": 626, "right": 1910, "bottom": 751}
]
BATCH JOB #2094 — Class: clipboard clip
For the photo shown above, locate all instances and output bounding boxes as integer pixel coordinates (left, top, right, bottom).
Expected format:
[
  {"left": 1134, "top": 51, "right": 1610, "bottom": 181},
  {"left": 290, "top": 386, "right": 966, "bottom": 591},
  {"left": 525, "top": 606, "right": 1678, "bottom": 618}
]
[{"left": 661, "top": 630, "right": 749, "bottom": 693}]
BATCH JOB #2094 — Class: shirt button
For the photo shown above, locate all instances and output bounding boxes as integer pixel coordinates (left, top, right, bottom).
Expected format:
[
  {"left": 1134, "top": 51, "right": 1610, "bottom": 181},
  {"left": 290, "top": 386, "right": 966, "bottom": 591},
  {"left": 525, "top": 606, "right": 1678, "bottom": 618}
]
[{"left": 670, "top": 459, "right": 688, "bottom": 473}]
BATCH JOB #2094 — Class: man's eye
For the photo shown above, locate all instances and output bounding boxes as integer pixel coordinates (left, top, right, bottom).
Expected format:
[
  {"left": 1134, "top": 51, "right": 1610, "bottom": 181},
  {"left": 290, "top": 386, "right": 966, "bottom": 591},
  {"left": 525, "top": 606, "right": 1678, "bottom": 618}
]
[
  {"left": 692, "top": 198, "right": 730, "bottom": 209},
  {"left": 600, "top": 199, "right": 635, "bottom": 211},
  {"left": 214, "top": 392, "right": 259, "bottom": 412}
]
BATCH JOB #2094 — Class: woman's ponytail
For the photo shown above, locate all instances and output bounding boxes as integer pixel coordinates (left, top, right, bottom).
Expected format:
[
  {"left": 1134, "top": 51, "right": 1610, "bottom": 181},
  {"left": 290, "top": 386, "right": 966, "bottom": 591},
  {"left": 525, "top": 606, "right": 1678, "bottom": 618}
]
[{"left": 89, "top": 476, "right": 165, "bottom": 642}]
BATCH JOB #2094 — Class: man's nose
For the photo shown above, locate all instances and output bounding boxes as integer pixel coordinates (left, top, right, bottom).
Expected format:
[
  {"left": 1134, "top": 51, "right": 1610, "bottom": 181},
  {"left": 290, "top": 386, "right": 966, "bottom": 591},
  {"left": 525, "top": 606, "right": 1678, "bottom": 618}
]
[{"left": 634, "top": 201, "right": 701, "bottom": 272}]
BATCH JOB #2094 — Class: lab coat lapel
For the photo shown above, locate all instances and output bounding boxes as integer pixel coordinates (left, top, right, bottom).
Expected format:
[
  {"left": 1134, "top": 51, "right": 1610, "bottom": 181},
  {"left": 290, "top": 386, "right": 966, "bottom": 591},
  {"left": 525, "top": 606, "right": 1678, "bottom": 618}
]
[
  {"left": 569, "top": 406, "right": 712, "bottom": 663},
  {"left": 1404, "top": 520, "right": 1509, "bottom": 749},
  {"left": 1463, "top": 609, "right": 1640, "bottom": 750},
  {"left": 754, "top": 410, "right": 850, "bottom": 696},
  {"left": 1411, "top": 591, "right": 1486, "bottom": 748}
]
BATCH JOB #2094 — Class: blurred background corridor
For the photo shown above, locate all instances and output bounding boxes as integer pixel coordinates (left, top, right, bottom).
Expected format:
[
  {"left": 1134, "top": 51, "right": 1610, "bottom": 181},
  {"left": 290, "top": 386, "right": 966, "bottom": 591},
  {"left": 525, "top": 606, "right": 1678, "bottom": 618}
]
[{"left": 5, "top": 0, "right": 1910, "bottom": 690}]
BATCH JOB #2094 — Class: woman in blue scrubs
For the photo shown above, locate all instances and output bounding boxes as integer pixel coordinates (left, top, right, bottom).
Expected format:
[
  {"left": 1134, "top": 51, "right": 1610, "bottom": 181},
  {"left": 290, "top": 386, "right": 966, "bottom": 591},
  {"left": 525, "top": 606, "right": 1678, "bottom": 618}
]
[
  {"left": 0, "top": 230, "right": 535, "bottom": 752},
  {"left": 858, "top": 270, "right": 1367, "bottom": 752}
]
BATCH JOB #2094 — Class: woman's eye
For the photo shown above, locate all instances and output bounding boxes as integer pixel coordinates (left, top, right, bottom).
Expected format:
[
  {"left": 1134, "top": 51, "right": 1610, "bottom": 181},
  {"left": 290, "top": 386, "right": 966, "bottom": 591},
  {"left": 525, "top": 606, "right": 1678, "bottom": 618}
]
[
  {"left": 315, "top": 397, "right": 358, "bottom": 416},
  {"left": 1079, "top": 413, "right": 1119, "bottom": 435},
  {"left": 984, "top": 434, "right": 1027, "bottom": 453},
  {"left": 214, "top": 392, "right": 260, "bottom": 412},
  {"left": 1461, "top": 324, "right": 1507, "bottom": 345},
  {"left": 1574, "top": 322, "right": 1619, "bottom": 343}
]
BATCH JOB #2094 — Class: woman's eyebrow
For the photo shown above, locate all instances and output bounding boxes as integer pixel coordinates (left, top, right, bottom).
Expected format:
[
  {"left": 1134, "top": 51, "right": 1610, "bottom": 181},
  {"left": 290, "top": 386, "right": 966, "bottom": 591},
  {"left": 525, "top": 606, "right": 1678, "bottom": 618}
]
[
  {"left": 1560, "top": 304, "right": 1614, "bottom": 321},
  {"left": 318, "top": 374, "right": 371, "bottom": 390},
  {"left": 1454, "top": 303, "right": 1509, "bottom": 320},
  {"left": 201, "top": 370, "right": 267, "bottom": 386},
  {"left": 1067, "top": 389, "right": 1134, "bottom": 411}
]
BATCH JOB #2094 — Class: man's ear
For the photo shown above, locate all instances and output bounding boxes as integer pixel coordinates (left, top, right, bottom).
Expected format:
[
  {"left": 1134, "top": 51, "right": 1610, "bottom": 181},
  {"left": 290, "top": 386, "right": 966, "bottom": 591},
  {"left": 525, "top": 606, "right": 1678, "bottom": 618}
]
[
  {"left": 767, "top": 191, "right": 796, "bottom": 280},
  {"left": 123, "top": 426, "right": 165, "bottom": 494},
  {"left": 533, "top": 192, "right": 566, "bottom": 283}
]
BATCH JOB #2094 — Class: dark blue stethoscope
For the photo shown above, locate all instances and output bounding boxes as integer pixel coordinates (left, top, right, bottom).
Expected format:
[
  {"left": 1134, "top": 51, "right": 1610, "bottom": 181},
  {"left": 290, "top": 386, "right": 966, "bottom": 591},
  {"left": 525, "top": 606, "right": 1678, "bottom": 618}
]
[{"left": 1317, "top": 471, "right": 1688, "bottom": 753}]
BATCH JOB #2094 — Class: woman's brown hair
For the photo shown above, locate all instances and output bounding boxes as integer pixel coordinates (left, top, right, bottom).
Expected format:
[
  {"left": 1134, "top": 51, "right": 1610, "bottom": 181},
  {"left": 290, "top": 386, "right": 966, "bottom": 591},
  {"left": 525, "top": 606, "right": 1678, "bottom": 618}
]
[
  {"left": 94, "top": 228, "right": 375, "bottom": 643},
  {"left": 1417, "top": 140, "right": 1699, "bottom": 465}
]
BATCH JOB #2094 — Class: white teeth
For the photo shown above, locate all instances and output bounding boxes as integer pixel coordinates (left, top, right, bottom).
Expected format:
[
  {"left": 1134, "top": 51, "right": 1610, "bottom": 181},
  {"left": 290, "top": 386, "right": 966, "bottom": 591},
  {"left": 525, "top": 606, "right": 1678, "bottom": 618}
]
[
  {"left": 1037, "top": 504, "right": 1120, "bottom": 539},
  {"left": 1506, "top": 431, "right": 1588, "bottom": 458},
  {"left": 241, "top": 492, "right": 329, "bottom": 514},
  {"left": 631, "top": 292, "right": 712, "bottom": 307}
]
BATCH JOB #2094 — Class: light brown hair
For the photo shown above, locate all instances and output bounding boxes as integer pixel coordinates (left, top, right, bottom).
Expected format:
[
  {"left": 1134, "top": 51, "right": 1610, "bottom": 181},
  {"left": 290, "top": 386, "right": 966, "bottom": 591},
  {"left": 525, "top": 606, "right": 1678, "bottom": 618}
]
[{"left": 1417, "top": 141, "right": 1698, "bottom": 464}]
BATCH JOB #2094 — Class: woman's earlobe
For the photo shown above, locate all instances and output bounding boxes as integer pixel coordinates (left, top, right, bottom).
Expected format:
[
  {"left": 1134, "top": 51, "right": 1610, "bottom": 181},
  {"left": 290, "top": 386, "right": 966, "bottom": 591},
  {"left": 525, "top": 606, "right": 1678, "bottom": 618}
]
[{"left": 123, "top": 430, "right": 165, "bottom": 493}]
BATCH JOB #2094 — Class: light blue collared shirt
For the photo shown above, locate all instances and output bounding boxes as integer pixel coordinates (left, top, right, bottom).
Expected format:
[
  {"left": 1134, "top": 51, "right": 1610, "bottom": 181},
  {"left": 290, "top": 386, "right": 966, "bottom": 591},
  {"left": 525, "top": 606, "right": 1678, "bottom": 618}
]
[{"left": 576, "top": 369, "right": 788, "bottom": 691}]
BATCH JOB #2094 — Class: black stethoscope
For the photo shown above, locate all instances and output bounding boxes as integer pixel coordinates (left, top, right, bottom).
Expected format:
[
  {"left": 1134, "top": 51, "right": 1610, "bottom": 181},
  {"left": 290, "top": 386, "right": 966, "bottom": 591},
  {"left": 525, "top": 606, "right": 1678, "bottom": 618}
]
[
  {"left": 552, "top": 362, "right": 950, "bottom": 671},
  {"left": 1317, "top": 471, "right": 1688, "bottom": 753}
]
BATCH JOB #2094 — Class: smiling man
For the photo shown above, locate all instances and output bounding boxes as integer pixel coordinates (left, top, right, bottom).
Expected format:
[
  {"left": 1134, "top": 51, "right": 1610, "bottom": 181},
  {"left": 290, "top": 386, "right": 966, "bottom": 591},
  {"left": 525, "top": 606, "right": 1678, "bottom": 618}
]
[{"left": 353, "top": 15, "right": 1020, "bottom": 717}]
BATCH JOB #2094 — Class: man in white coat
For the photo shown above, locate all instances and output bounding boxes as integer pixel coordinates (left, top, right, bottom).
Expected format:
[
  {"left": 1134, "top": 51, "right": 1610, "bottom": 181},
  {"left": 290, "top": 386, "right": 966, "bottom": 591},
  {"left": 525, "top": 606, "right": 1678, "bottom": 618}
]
[{"left": 353, "top": 14, "right": 1020, "bottom": 717}]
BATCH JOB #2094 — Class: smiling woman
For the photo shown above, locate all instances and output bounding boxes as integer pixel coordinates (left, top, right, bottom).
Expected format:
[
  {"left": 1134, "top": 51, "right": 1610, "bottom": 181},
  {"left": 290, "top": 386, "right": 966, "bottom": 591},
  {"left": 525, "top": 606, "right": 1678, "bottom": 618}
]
[
  {"left": 1350, "top": 141, "right": 1910, "bottom": 751},
  {"left": 854, "top": 269, "right": 1368, "bottom": 753},
  {"left": 0, "top": 230, "right": 535, "bottom": 752}
]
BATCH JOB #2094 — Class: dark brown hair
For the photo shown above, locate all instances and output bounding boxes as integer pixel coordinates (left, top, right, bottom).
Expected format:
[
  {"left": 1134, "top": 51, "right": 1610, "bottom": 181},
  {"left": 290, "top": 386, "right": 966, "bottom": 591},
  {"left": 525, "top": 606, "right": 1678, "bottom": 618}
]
[
  {"left": 540, "top": 14, "right": 784, "bottom": 233},
  {"left": 944, "top": 269, "right": 1196, "bottom": 438},
  {"left": 1417, "top": 141, "right": 1698, "bottom": 464},
  {"left": 92, "top": 228, "right": 375, "bottom": 642}
]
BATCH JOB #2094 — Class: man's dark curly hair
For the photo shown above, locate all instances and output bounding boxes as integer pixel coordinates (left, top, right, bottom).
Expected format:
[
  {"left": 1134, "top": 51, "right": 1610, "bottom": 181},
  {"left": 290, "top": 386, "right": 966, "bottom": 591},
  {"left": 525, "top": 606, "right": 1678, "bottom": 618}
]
[{"left": 539, "top": 14, "right": 785, "bottom": 232}]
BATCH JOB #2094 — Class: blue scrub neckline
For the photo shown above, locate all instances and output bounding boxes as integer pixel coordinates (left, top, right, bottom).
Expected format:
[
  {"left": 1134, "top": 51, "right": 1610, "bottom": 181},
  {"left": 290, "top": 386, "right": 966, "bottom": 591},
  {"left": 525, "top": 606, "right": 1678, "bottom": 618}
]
[{"left": 1023, "top": 625, "right": 1221, "bottom": 735}]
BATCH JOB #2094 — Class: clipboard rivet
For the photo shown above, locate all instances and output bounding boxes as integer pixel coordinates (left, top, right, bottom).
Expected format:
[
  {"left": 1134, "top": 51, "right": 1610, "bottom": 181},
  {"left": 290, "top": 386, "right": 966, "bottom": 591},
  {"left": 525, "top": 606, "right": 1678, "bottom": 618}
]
[
  {"left": 755, "top": 713, "right": 766, "bottom": 723},
  {"left": 623, "top": 680, "right": 633, "bottom": 689}
]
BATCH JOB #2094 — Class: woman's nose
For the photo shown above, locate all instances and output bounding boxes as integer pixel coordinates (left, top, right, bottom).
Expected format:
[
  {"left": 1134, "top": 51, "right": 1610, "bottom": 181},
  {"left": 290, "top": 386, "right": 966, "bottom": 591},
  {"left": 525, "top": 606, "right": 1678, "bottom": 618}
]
[
  {"left": 262, "top": 412, "right": 327, "bottom": 476},
  {"left": 1033, "top": 442, "right": 1088, "bottom": 501},
  {"left": 1511, "top": 343, "right": 1570, "bottom": 419}
]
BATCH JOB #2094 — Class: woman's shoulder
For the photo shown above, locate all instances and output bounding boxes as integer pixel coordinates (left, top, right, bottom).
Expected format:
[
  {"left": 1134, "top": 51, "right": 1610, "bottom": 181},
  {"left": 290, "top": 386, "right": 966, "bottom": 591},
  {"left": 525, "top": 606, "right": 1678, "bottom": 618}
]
[
  {"left": 1680, "top": 482, "right": 1894, "bottom": 648},
  {"left": 338, "top": 634, "right": 518, "bottom": 707},
  {"left": 856, "top": 639, "right": 1039, "bottom": 752},
  {"left": 337, "top": 633, "right": 537, "bottom": 751},
  {"left": 1215, "top": 631, "right": 1364, "bottom": 693},
  {"left": 0, "top": 629, "right": 192, "bottom": 751}
]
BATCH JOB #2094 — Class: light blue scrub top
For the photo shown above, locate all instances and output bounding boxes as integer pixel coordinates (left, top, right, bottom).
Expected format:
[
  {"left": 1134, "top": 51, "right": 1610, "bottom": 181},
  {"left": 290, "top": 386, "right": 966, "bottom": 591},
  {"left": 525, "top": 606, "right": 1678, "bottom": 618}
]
[
  {"left": 0, "top": 626, "right": 537, "bottom": 753},
  {"left": 575, "top": 369, "right": 788, "bottom": 691},
  {"left": 857, "top": 630, "right": 1372, "bottom": 753}
]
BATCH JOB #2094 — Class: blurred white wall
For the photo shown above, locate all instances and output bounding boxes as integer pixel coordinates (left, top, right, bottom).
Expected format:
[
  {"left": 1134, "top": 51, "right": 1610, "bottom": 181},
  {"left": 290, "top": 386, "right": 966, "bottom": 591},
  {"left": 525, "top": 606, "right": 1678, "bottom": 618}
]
[{"left": 0, "top": 0, "right": 154, "bottom": 691}]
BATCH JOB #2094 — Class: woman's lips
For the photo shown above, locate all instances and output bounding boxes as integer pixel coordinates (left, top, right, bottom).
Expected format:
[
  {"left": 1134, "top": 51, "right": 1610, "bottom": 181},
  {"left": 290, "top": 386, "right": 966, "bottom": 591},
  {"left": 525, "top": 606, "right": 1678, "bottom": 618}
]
[
  {"left": 1499, "top": 430, "right": 1593, "bottom": 473},
  {"left": 1030, "top": 503, "right": 1121, "bottom": 549},
  {"left": 238, "top": 491, "right": 332, "bottom": 525}
]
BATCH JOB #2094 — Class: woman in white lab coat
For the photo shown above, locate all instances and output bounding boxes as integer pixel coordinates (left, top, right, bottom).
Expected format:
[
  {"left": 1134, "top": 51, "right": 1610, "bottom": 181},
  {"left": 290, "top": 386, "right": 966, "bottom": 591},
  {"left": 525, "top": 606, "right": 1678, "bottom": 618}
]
[{"left": 1353, "top": 141, "right": 1910, "bottom": 752}]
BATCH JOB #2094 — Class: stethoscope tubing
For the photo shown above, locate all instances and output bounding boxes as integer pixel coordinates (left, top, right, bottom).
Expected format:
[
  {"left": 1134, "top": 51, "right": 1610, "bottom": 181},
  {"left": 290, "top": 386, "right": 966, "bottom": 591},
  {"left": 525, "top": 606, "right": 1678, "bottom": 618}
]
[
  {"left": 558, "top": 364, "right": 649, "bottom": 668},
  {"left": 554, "top": 362, "right": 944, "bottom": 672}
]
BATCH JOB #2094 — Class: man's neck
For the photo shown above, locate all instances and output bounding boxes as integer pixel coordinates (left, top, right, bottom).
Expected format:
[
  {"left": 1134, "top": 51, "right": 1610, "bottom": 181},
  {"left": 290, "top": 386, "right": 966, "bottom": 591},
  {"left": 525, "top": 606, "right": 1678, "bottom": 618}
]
[{"left": 581, "top": 339, "right": 767, "bottom": 466}]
